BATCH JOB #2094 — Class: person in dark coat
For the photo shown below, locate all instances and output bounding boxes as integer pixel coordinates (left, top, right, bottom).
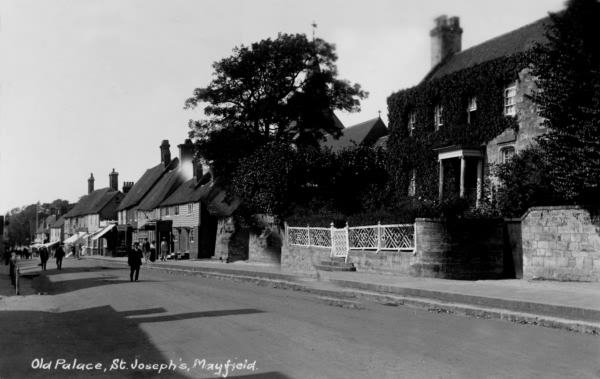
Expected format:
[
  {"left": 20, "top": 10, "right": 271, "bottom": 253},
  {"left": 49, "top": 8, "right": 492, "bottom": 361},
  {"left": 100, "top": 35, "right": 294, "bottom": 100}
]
[
  {"left": 40, "top": 247, "right": 49, "bottom": 271},
  {"left": 128, "top": 242, "right": 143, "bottom": 282},
  {"left": 142, "top": 238, "right": 151, "bottom": 263},
  {"left": 149, "top": 240, "right": 156, "bottom": 262},
  {"left": 55, "top": 245, "right": 65, "bottom": 269},
  {"left": 9, "top": 252, "right": 17, "bottom": 287}
]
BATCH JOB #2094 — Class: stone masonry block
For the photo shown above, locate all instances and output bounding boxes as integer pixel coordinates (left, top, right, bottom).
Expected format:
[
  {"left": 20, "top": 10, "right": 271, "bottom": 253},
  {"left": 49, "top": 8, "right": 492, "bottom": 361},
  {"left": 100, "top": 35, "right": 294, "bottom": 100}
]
[
  {"left": 579, "top": 242, "right": 595, "bottom": 252},
  {"left": 571, "top": 234, "right": 588, "bottom": 243},
  {"left": 537, "top": 241, "right": 549, "bottom": 249},
  {"left": 568, "top": 242, "right": 580, "bottom": 251},
  {"left": 557, "top": 257, "right": 569, "bottom": 267},
  {"left": 575, "top": 257, "right": 585, "bottom": 269},
  {"left": 584, "top": 258, "right": 594, "bottom": 270},
  {"left": 532, "top": 257, "right": 544, "bottom": 267}
]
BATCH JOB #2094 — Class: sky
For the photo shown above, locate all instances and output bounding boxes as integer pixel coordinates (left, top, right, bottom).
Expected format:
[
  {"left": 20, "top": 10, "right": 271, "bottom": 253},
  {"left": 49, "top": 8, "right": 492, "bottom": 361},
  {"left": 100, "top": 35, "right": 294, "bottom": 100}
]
[{"left": 0, "top": 0, "right": 566, "bottom": 215}]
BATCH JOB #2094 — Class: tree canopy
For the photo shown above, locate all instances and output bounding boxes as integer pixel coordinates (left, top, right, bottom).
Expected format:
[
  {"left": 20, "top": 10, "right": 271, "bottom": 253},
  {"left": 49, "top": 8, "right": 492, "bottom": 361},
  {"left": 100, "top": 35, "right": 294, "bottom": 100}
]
[
  {"left": 530, "top": 0, "right": 600, "bottom": 203},
  {"left": 185, "top": 33, "right": 368, "bottom": 178}
]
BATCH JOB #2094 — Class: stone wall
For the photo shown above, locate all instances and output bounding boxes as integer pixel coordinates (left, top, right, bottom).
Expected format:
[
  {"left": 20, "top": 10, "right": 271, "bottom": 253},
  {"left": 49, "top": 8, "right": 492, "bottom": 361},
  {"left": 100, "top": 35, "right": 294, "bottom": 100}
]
[
  {"left": 522, "top": 206, "right": 600, "bottom": 282},
  {"left": 282, "top": 218, "right": 506, "bottom": 280},
  {"left": 282, "top": 243, "right": 330, "bottom": 278},
  {"left": 413, "top": 218, "right": 504, "bottom": 280}
]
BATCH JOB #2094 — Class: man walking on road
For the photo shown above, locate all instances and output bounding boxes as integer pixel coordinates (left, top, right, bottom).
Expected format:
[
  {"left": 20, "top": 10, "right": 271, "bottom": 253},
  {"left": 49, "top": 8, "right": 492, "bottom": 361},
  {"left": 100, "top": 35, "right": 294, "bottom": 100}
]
[
  {"left": 160, "top": 237, "right": 168, "bottom": 261},
  {"left": 128, "top": 242, "right": 143, "bottom": 282},
  {"left": 55, "top": 244, "right": 65, "bottom": 269}
]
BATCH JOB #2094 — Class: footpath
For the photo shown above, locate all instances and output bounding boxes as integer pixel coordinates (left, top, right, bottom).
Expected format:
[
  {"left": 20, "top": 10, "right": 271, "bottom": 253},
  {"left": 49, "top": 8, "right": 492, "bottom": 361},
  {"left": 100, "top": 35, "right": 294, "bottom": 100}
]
[{"left": 5, "top": 254, "right": 599, "bottom": 335}]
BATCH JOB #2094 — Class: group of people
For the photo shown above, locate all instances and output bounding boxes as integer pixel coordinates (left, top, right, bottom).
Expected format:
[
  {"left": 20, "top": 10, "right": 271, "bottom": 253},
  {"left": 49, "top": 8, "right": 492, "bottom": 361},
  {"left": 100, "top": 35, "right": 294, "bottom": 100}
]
[
  {"left": 126, "top": 237, "right": 173, "bottom": 282},
  {"left": 38, "top": 245, "right": 66, "bottom": 271}
]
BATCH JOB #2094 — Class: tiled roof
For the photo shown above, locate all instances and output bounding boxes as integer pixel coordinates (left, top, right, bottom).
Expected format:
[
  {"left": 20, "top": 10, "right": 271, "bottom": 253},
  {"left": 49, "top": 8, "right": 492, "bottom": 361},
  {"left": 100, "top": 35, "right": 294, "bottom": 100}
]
[
  {"left": 424, "top": 16, "right": 550, "bottom": 81},
  {"left": 321, "top": 117, "right": 388, "bottom": 152},
  {"left": 160, "top": 175, "right": 238, "bottom": 217},
  {"left": 160, "top": 174, "right": 220, "bottom": 207},
  {"left": 50, "top": 216, "right": 65, "bottom": 228},
  {"left": 64, "top": 188, "right": 120, "bottom": 218},
  {"left": 117, "top": 158, "right": 179, "bottom": 211},
  {"left": 137, "top": 168, "right": 186, "bottom": 211}
]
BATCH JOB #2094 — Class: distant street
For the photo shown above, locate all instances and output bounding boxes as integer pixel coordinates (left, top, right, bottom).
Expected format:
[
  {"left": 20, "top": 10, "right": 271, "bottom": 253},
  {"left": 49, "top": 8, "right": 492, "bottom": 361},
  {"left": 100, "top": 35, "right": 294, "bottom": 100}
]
[{"left": 1, "top": 259, "right": 598, "bottom": 379}]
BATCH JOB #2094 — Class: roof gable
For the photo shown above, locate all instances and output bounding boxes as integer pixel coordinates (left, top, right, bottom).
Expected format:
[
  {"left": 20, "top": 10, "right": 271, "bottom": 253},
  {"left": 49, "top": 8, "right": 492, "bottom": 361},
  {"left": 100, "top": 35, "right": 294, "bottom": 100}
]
[
  {"left": 117, "top": 158, "right": 179, "bottom": 210},
  {"left": 160, "top": 174, "right": 220, "bottom": 207},
  {"left": 51, "top": 216, "right": 65, "bottom": 228},
  {"left": 65, "top": 188, "right": 119, "bottom": 218},
  {"left": 424, "top": 16, "right": 550, "bottom": 81},
  {"left": 321, "top": 117, "right": 388, "bottom": 152}
]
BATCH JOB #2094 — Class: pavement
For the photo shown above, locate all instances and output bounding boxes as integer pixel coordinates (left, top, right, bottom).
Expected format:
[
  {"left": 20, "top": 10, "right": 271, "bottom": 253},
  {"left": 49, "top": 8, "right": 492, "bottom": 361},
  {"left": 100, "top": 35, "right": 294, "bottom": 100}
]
[{"left": 4, "top": 254, "right": 600, "bottom": 334}]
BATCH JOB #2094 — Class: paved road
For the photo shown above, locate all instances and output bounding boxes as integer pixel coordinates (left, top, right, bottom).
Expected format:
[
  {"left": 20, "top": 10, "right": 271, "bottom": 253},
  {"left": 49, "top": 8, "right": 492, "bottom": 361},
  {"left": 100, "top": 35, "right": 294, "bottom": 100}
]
[{"left": 0, "top": 259, "right": 598, "bottom": 379}]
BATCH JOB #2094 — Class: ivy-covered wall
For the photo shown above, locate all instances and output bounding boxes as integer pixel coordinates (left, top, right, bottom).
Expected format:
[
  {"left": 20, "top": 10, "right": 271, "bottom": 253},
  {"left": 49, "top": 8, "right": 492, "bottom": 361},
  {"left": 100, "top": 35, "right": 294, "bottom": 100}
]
[{"left": 386, "top": 53, "right": 542, "bottom": 201}]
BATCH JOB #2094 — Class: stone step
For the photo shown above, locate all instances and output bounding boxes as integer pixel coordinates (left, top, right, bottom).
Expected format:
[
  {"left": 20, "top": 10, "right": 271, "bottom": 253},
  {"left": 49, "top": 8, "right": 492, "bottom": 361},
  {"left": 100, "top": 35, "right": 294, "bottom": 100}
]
[
  {"left": 314, "top": 264, "right": 356, "bottom": 272},
  {"left": 319, "top": 260, "right": 355, "bottom": 268}
]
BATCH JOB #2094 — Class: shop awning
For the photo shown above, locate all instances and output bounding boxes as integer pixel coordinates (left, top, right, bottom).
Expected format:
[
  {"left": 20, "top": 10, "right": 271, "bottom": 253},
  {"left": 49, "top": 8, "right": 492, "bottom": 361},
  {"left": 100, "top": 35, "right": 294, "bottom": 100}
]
[
  {"left": 41, "top": 241, "right": 60, "bottom": 248},
  {"left": 91, "top": 224, "right": 116, "bottom": 241},
  {"left": 64, "top": 232, "right": 86, "bottom": 244}
]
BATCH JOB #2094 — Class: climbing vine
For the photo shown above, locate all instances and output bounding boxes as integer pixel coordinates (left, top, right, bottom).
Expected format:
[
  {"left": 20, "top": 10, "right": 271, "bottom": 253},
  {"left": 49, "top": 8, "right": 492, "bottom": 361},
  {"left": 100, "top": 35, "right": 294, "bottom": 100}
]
[{"left": 386, "top": 53, "right": 528, "bottom": 201}]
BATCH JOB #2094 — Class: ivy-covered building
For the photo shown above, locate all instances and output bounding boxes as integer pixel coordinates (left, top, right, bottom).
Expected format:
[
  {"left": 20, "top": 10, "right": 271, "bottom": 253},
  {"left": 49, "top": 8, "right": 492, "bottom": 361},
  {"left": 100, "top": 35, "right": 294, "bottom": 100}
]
[{"left": 387, "top": 15, "right": 550, "bottom": 206}]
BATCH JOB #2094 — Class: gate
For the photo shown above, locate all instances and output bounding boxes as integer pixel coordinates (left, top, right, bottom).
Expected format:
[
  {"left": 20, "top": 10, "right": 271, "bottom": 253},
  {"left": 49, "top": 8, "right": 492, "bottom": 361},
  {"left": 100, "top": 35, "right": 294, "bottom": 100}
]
[{"left": 330, "top": 224, "right": 349, "bottom": 262}]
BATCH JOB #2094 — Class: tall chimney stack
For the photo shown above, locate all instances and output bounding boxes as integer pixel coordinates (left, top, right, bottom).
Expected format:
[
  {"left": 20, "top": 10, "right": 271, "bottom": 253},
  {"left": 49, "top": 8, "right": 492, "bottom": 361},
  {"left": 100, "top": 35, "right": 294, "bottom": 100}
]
[
  {"left": 88, "top": 173, "right": 95, "bottom": 194},
  {"left": 109, "top": 168, "right": 119, "bottom": 191},
  {"left": 160, "top": 140, "right": 171, "bottom": 167},
  {"left": 430, "top": 15, "right": 462, "bottom": 68}
]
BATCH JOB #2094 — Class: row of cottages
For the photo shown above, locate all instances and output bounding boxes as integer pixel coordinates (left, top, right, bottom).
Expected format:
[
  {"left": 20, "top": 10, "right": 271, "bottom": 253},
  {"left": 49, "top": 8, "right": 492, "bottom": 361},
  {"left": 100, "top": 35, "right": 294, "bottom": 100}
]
[
  {"left": 387, "top": 14, "right": 549, "bottom": 204},
  {"left": 116, "top": 140, "right": 180, "bottom": 256},
  {"left": 62, "top": 171, "right": 124, "bottom": 255}
]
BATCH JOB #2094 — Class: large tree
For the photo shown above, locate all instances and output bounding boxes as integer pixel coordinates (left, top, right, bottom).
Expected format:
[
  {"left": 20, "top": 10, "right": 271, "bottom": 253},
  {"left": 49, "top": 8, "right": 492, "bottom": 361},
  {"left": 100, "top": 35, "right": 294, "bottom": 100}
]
[
  {"left": 185, "top": 33, "right": 368, "bottom": 178},
  {"left": 530, "top": 0, "right": 600, "bottom": 203}
]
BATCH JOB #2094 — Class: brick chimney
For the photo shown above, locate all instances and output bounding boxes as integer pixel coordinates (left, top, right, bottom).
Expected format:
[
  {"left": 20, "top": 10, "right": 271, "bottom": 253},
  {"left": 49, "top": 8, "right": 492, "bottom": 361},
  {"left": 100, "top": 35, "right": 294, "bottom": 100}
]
[
  {"left": 122, "top": 181, "right": 134, "bottom": 194},
  {"left": 109, "top": 168, "right": 119, "bottom": 191},
  {"left": 430, "top": 15, "right": 462, "bottom": 68},
  {"left": 88, "top": 173, "right": 95, "bottom": 194},
  {"left": 160, "top": 140, "right": 171, "bottom": 167},
  {"left": 178, "top": 139, "right": 195, "bottom": 179}
]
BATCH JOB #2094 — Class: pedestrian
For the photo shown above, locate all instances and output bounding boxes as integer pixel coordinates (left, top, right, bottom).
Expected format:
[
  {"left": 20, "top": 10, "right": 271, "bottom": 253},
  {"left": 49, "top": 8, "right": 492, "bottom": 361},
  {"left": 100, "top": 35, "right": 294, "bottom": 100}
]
[
  {"left": 142, "top": 238, "right": 150, "bottom": 262},
  {"left": 3, "top": 248, "right": 9, "bottom": 266},
  {"left": 128, "top": 242, "right": 143, "bottom": 282},
  {"left": 55, "top": 244, "right": 65, "bottom": 269},
  {"left": 9, "top": 252, "right": 17, "bottom": 288},
  {"left": 149, "top": 240, "right": 156, "bottom": 262},
  {"left": 40, "top": 247, "right": 49, "bottom": 271},
  {"left": 160, "top": 237, "right": 168, "bottom": 261},
  {"left": 23, "top": 247, "right": 29, "bottom": 260}
]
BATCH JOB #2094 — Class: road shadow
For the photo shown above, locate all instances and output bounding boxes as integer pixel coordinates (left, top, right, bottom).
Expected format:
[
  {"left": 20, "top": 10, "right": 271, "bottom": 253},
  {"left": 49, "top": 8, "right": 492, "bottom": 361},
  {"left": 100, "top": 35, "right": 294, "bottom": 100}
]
[
  {"left": 29, "top": 273, "right": 162, "bottom": 295},
  {"left": 0, "top": 305, "right": 267, "bottom": 379}
]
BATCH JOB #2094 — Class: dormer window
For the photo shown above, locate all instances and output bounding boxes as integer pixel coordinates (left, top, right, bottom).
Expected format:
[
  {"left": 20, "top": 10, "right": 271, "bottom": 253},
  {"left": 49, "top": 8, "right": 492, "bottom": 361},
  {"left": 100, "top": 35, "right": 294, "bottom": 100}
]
[
  {"left": 467, "top": 97, "right": 477, "bottom": 124},
  {"left": 434, "top": 104, "right": 443, "bottom": 130},
  {"left": 408, "top": 111, "right": 416, "bottom": 137},
  {"left": 504, "top": 82, "right": 517, "bottom": 116}
]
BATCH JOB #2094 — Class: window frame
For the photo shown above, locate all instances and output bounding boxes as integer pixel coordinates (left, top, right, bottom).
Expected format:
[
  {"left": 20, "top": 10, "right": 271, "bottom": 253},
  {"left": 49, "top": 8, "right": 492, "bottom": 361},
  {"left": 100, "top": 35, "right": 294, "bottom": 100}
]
[
  {"left": 434, "top": 104, "right": 443, "bottom": 130},
  {"left": 500, "top": 146, "right": 516, "bottom": 163},
  {"left": 174, "top": 206, "right": 179, "bottom": 216},
  {"left": 504, "top": 82, "right": 517, "bottom": 116},
  {"left": 408, "top": 111, "right": 416, "bottom": 137},
  {"left": 187, "top": 203, "right": 193, "bottom": 214}
]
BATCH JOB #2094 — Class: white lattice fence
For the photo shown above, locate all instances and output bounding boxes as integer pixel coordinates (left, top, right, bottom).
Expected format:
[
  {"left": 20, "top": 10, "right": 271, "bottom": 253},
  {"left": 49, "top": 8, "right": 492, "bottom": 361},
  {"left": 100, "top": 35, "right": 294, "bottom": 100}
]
[
  {"left": 288, "top": 227, "right": 309, "bottom": 246},
  {"left": 331, "top": 227, "right": 349, "bottom": 260},
  {"left": 288, "top": 223, "right": 415, "bottom": 253},
  {"left": 309, "top": 228, "right": 331, "bottom": 247}
]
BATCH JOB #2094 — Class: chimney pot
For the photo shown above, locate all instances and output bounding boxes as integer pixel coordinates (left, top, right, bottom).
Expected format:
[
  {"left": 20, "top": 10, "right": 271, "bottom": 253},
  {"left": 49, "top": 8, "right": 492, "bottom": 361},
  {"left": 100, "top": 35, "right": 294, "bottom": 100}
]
[
  {"left": 160, "top": 140, "right": 171, "bottom": 167},
  {"left": 109, "top": 168, "right": 119, "bottom": 191},
  {"left": 88, "top": 173, "right": 95, "bottom": 194},
  {"left": 430, "top": 15, "right": 463, "bottom": 68}
]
